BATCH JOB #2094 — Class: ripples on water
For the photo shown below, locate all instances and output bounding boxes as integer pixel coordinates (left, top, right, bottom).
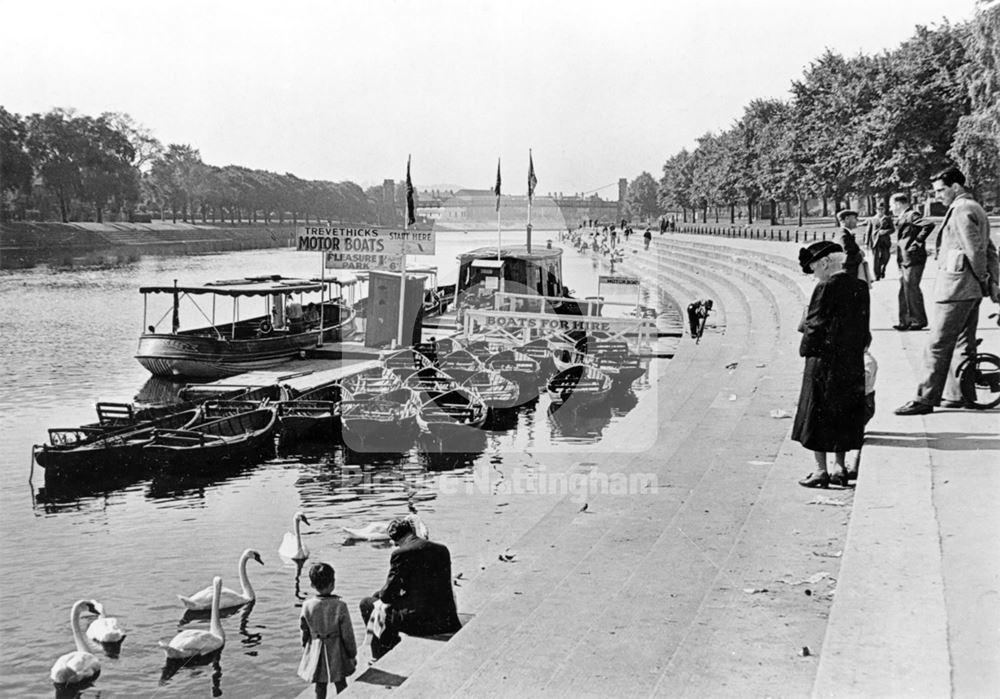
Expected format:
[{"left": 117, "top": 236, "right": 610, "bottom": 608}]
[{"left": 0, "top": 235, "right": 678, "bottom": 697}]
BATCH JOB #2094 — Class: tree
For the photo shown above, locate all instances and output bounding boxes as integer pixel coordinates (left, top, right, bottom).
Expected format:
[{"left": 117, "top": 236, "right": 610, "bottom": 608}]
[
  {"left": 625, "top": 171, "right": 661, "bottom": 221},
  {"left": 951, "top": 2, "right": 1000, "bottom": 204},
  {"left": 0, "top": 107, "right": 33, "bottom": 220},
  {"left": 658, "top": 150, "right": 694, "bottom": 221}
]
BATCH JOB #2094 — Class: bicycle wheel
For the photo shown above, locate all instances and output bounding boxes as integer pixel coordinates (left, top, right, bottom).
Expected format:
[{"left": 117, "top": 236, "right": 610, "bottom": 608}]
[{"left": 960, "top": 352, "right": 1000, "bottom": 409}]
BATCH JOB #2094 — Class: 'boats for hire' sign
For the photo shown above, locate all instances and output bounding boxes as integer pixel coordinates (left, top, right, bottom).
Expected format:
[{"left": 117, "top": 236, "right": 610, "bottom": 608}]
[{"left": 296, "top": 225, "right": 435, "bottom": 271}]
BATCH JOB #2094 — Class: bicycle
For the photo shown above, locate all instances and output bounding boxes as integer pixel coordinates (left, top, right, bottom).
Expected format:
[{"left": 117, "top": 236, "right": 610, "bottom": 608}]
[{"left": 956, "top": 312, "right": 1000, "bottom": 409}]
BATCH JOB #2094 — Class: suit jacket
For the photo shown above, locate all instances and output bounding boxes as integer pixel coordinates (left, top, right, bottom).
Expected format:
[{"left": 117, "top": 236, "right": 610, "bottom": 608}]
[
  {"left": 864, "top": 213, "right": 894, "bottom": 248},
  {"left": 932, "top": 193, "right": 999, "bottom": 302},
  {"left": 835, "top": 228, "right": 864, "bottom": 279},
  {"left": 376, "top": 537, "right": 461, "bottom": 635},
  {"left": 894, "top": 208, "right": 933, "bottom": 267}
]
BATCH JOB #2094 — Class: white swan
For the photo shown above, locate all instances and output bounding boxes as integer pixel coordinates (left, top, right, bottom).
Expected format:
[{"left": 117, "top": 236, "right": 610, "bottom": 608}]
[
  {"left": 279, "top": 512, "right": 310, "bottom": 560},
  {"left": 86, "top": 602, "right": 126, "bottom": 644},
  {"left": 178, "top": 549, "right": 263, "bottom": 611},
  {"left": 160, "top": 576, "right": 225, "bottom": 659},
  {"left": 50, "top": 599, "right": 101, "bottom": 686},
  {"left": 342, "top": 515, "right": 428, "bottom": 541}
]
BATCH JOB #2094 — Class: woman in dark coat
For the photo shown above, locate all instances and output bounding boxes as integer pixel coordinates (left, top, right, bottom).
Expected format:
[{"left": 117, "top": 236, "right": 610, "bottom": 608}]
[{"left": 793, "top": 241, "right": 872, "bottom": 488}]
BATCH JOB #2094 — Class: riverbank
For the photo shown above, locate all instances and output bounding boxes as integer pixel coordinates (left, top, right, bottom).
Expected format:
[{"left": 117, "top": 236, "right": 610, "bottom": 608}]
[
  {"left": 329, "top": 233, "right": 999, "bottom": 697},
  {"left": 0, "top": 221, "right": 296, "bottom": 269}
]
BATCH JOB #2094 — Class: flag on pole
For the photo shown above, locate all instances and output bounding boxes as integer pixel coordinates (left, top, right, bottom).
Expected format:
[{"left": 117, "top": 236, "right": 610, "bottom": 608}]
[
  {"left": 493, "top": 158, "right": 502, "bottom": 212},
  {"left": 405, "top": 155, "right": 415, "bottom": 225},
  {"left": 528, "top": 151, "right": 537, "bottom": 202}
]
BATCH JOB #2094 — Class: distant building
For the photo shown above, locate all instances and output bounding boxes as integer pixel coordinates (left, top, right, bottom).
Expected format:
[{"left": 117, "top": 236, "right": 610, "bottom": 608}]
[{"left": 416, "top": 185, "right": 623, "bottom": 229}]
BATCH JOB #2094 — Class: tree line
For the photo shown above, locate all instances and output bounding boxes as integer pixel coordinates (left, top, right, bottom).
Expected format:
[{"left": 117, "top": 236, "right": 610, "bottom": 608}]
[
  {"left": 624, "top": 4, "right": 999, "bottom": 225},
  {"left": 0, "top": 108, "right": 376, "bottom": 225}
]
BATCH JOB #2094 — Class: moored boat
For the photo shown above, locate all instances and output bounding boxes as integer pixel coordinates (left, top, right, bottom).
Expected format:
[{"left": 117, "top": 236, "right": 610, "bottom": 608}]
[
  {"left": 415, "top": 388, "right": 488, "bottom": 444},
  {"left": 402, "top": 366, "right": 461, "bottom": 395},
  {"left": 545, "top": 364, "right": 613, "bottom": 407},
  {"left": 340, "top": 388, "right": 420, "bottom": 452},
  {"left": 135, "top": 276, "right": 355, "bottom": 380},
  {"left": 341, "top": 367, "right": 401, "bottom": 399},
  {"left": 278, "top": 383, "right": 350, "bottom": 441},
  {"left": 144, "top": 407, "right": 278, "bottom": 471},
  {"left": 485, "top": 348, "right": 541, "bottom": 402},
  {"left": 463, "top": 370, "right": 520, "bottom": 410},
  {"left": 35, "top": 407, "right": 203, "bottom": 480},
  {"left": 437, "top": 349, "right": 483, "bottom": 383},
  {"left": 381, "top": 348, "right": 434, "bottom": 378}
]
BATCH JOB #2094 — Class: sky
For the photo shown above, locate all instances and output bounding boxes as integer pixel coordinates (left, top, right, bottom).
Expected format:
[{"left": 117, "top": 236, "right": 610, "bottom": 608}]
[{"left": 0, "top": 0, "right": 983, "bottom": 197}]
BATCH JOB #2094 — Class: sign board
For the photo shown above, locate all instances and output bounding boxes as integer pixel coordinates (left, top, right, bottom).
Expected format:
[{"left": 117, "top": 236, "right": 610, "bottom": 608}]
[
  {"left": 297, "top": 226, "right": 435, "bottom": 256},
  {"left": 325, "top": 252, "right": 402, "bottom": 272},
  {"left": 598, "top": 275, "right": 639, "bottom": 287}
]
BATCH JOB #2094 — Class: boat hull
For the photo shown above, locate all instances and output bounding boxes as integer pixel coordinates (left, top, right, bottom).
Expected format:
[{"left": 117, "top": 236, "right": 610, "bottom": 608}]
[{"left": 136, "top": 325, "right": 351, "bottom": 380}]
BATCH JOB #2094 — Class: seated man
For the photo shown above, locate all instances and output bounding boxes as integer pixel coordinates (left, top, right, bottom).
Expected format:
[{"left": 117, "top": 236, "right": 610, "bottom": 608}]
[{"left": 359, "top": 518, "right": 461, "bottom": 659}]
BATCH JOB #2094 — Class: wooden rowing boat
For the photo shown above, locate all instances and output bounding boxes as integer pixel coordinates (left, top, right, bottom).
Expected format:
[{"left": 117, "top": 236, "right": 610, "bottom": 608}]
[
  {"left": 144, "top": 407, "right": 278, "bottom": 471},
  {"left": 340, "top": 388, "right": 420, "bottom": 452}
]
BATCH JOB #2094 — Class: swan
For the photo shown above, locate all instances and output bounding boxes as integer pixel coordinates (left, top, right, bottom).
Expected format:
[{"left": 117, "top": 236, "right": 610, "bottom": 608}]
[
  {"left": 160, "top": 576, "right": 225, "bottom": 659},
  {"left": 342, "top": 515, "right": 428, "bottom": 541},
  {"left": 178, "top": 549, "right": 263, "bottom": 611},
  {"left": 279, "top": 512, "right": 310, "bottom": 560},
  {"left": 86, "top": 602, "right": 126, "bottom": 644},
  {"left": 50, "top": 599, "right": 101, "bottom": 686}
]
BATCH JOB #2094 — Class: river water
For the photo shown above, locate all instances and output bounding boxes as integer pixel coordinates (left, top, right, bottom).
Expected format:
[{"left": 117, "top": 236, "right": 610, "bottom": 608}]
[{"left": 0, "top": 229, "right": 679, "bottom": 698}]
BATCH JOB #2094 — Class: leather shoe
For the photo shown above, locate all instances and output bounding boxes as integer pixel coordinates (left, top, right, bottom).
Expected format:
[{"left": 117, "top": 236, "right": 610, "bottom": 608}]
[
  {"left": 829, "top": 470, "right": 849, "bottom": 487},
  {"left": 894, "top": 400, "right": 933, "bottom": 415},
  {"left": 908, "top": 324, "right": 927, "bottom": 330},
  {"left": 892, "top": 324, "right": 911, "bottom": 331},
  {"left": 798, "top": 472, "right": 830, "bottom": 489},
  {"left": 939, "top": 399, "right": 966, "bottom": 409},
  {"left": 845, "top": 469, "right": 858, "bottom": 482}
]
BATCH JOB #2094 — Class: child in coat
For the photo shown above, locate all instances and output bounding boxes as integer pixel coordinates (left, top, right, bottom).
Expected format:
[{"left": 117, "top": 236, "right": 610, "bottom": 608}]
[{"left": 298, "top": 563, "right": 357, "bottom": 697}]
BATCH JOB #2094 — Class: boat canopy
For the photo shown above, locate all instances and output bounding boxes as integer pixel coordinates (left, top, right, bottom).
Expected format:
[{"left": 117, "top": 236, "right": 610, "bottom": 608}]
[
  {"left": 457, "top": 246, "right": 562, "bottom": 262},
  {"left": 139, "top": 275, "right": 342, "bottom": 297}
]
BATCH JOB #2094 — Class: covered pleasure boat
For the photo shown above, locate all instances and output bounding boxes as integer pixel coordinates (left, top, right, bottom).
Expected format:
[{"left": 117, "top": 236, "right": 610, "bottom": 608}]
[{"left": 135, "top": 276, "right": 355, "bottom": 379}]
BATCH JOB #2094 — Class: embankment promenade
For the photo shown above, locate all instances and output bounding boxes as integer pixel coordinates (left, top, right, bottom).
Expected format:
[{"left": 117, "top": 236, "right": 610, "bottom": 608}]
[{"left": 321, "top": 231, "right": 998, "bottom": 697}]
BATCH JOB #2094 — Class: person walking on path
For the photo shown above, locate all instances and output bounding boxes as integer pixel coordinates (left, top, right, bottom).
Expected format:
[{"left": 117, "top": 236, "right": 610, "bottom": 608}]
[
  {"left": 359, "top": 518, "right": 461, "bottom": 660},
  {"left": 643, "top": 227, "right": 653, "bottom": 250},
  {"left": 834, "top": 209, "right": 870, "bottom": 284},
  {"left": 890, "top": 192, "right": 933, "bottom": 331},
  {"left": 864, "top": 201, "right": 895, "bottom": 280},
  {"left": 895, "top": 165, "right": 1000, "bottom": 415},
  {"left": 792, "top": 241, "right": 871, "bottom": 488},
  {"left": 298, "top": 562, "right": 357, "bottom": 698}
]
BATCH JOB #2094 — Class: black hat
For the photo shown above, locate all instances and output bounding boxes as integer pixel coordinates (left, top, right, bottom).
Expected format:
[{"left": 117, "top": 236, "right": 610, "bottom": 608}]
[
  {"left": 798, "top": 241, "right": 844, "bottom": 273},
  {"left": 836, "top": 209, "right": 858, "bottom": 222}
]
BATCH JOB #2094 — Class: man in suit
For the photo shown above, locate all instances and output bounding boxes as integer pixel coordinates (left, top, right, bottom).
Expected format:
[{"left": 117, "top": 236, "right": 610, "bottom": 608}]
[
  {"left": 864, "top": 202, "right": 895, "bottom": 280},
  {"left": 890, "top": 193, "right": 934, "bottom": 331},
  {"left": 835, "top": 209, "right": 867, "bottom": 281},
  {"left": 359, "top": 518, "right": 461, "bottom": 659},
  {"left": 896, "top": 166, "right": 1000, "bottom": 415}
]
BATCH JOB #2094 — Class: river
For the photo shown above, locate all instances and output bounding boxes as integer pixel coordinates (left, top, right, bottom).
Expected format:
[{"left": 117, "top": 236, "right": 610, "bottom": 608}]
[{"left": 0, "top": 229, "right": 679, "bottom": 698}]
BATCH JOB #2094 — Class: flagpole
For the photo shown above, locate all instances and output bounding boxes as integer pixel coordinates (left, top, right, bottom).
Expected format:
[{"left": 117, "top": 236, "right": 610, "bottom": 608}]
[
  {"left": 527, "top": 149, "right": 533, "bottom": 254},
  {"left": 397, "top": 156, "right": 411, "bottom": 349},
  {"left": 495, "top": 157, "right": 502, "bottom": 261}
]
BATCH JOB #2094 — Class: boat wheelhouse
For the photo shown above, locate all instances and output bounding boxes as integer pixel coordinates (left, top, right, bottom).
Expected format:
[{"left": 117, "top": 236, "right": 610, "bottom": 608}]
[
  {"left": 454, "top": 245, "right": 569, "bottom": 317},
  {"left": 135, "top": 275, "right": 355, "bottom": 379}
]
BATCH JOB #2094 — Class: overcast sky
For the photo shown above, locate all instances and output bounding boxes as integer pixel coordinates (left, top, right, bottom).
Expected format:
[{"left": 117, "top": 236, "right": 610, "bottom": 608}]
[{"left": 0, "top": 0, "right": 981, "bottom": 196}]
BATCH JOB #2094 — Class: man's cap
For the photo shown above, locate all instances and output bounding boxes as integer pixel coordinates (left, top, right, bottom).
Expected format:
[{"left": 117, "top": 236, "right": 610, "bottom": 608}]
[
  {"left": 836, "top": 209, "right": 858, "bottom": 222},
  {"left": 798, "top": 240, "right": 844, "bottom": 273}
]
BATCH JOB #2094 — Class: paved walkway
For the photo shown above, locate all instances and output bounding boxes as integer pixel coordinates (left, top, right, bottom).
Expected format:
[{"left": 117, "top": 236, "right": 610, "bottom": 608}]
[{"left": 307, "top": 232, "right": 998, "bottom": 698}]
